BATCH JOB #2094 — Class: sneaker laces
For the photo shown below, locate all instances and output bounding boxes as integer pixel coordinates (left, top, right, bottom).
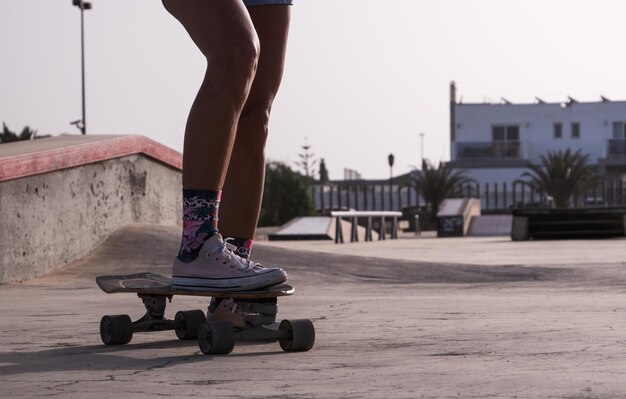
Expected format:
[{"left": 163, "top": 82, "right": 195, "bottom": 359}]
[
  {"left": 216, "top": 241, "right": 259, "bottom": 271},
  {"left": 223, "top": 239, "right": 265, "bottom": 272}
]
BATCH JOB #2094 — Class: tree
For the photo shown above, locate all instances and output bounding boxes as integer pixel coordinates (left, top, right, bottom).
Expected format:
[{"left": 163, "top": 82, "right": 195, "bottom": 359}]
[
  {"left": 259, "top": 161, "right": 316, "bottom": 227},
  {"left": 0, "top": 122, "right": 49, "bottom": 144},
  {"left": 295, "top": 137, "right": 317, "bottom": 179},
  {"left": 520, "top": 149, "right": 601, "bottom": 208},
  {"left": 412, "top": 160, "right": 474, "bottom": 221}
]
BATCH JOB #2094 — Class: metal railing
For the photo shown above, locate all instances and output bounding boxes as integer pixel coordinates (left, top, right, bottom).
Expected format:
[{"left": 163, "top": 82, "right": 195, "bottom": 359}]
[
  {"left": 607, "top": 139, "right": 626, "bottom": 158},
  {"left": 314, "top": 178, "right": 626, "bottom": 214},
  {"left": 456, "top": 141, "right": 521, "bottom": 160},
  {"left": 314, "top": 184, "right": 418, "bottom": 213}
]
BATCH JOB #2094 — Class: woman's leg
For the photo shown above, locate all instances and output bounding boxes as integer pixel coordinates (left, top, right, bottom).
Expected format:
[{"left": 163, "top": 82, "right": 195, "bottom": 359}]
[
  {"left": 163, "top": 0, "right": 287, "bottom": 290},
  {"left": 163, "top": 0, "right": 259, "bottom": 190},
  {"left": 219, "top": 5, "right": 292, "bottom": 247}
]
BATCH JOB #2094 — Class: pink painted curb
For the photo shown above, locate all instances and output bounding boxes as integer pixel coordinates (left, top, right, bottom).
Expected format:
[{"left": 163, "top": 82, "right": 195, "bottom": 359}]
[{"left": 0, "top": 135, "right": 182, "bottom": 182}]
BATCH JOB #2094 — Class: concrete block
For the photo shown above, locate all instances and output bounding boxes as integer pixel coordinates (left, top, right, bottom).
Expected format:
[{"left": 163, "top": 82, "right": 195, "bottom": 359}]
[
  {"left": 0, "top": 155, "right": 182, "bottom": 282},
  {"left": 437, "top": 198, "right": 481, "bottom": 237}
]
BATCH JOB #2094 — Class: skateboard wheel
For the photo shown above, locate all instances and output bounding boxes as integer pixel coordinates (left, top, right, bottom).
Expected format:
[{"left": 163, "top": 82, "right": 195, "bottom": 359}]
[
  {"left": 198, "top": 321, "right": 234, "bottom": 355},
  {"left": 175, "top": 310, "right": 207, "bottom": 340},
  {"left": 100, "top": 315, "right": 133, "bottom": 345},
  {"left": 279, "top": 319, "right": 315, "bottom": 352}
]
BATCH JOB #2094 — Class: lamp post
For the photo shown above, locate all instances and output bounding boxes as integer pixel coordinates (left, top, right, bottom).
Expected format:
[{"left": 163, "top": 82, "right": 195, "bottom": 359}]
[
  {"left": 388, "top": 153, "right": 394, "bottom": 210},
  {"left": 72, "top": 0, "right": 91, "bottom": 134},
  {"left": 419, "top": 132, "right": 425, "bottom": 169}
]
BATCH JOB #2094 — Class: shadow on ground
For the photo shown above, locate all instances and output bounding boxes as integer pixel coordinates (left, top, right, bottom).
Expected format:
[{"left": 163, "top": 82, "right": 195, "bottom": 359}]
[{"left": 0, "top": 338, "right": 294, "bottom": 377}]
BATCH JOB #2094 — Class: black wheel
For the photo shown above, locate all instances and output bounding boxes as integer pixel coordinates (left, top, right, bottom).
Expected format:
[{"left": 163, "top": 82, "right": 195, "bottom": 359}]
[
  {"left": 175, "top": 310, "right": 207, "bottom": 340},
  {"left": 279, "top": 319, "right": 315, "bottom": 352},
  {"left": 198, "top": 321, "right": 235, "bottom": 355},
  {"left": 100, "top": 315, "right": 133, "bottom": 345}
]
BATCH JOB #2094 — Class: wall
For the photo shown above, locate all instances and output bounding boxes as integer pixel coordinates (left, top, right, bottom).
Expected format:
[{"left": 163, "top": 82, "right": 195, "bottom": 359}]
[{"left": 0, "top": 155, "right": 182, "bottom": 283}]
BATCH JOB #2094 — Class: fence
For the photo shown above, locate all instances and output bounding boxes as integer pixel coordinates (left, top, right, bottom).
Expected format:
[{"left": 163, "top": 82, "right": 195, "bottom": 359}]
[
  {"left": 314, "top": 184, "right": 419, "bottom": 213},
  {"left": 313, "top": 179, "right": 626, "bottom": 214}
]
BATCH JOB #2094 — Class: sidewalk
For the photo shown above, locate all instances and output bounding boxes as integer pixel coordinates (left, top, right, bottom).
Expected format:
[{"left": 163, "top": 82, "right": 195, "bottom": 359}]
[
  {"left": 263, "top": 230, "right": 626, "bottom": 267},
  {"left": 2, "top": 224, "right": 626, "bottom": 398}
]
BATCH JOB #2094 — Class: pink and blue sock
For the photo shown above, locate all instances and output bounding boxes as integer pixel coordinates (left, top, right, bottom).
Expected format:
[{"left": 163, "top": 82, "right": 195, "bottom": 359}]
[{"left": 178, "top": 188, "right": 221, "bottom": 263}]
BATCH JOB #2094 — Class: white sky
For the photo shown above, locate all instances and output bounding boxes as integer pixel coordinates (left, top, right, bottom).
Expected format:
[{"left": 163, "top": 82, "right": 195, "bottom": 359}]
[{"left": 2, "top": 0, "right": 626, "bottom": 180}]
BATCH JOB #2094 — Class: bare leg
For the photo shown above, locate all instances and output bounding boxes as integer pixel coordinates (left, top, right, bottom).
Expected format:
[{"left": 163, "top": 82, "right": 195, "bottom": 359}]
[
  {"left": 165, "top": 0, "right": 288, "bottom": 291},
  {"left": 163, "top": 0, "right": 260, "bottom": 190},
  {"left": 219, "top": 5, "right": 292, "bottom": 240}
]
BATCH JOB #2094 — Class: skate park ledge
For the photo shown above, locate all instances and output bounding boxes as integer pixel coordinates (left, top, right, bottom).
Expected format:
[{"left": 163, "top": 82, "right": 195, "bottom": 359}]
[{"left": 0, "top": 134, "right": 183, "bottom": 283}]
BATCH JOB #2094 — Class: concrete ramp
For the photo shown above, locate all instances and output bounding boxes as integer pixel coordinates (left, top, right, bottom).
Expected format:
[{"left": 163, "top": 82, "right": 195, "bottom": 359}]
[
  {"left": 269, "top": 217, "right": 335, "bottom": 240},
  {"left": 269, "top": 216, "right": 378, "bottom": 241},
  {"left": 468, "top": 215, "right": 513, "bottom": 236},
  {"left": 436, "top": 198, "right": 481, "bottom": 237}
]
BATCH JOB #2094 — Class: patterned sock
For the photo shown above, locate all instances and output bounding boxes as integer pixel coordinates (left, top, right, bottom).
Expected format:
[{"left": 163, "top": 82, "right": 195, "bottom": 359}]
[
  {"left": 229, "top": 237, "right": 253, "bottom": 259},
  {"left": 177, "top": 188, "right": 221, "bottom": 263}
]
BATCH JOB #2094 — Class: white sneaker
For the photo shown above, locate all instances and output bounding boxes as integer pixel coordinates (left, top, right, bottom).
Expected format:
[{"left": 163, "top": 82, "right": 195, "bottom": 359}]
[{"left": 171, "top": 233, "right": 287, "bottom": 291}]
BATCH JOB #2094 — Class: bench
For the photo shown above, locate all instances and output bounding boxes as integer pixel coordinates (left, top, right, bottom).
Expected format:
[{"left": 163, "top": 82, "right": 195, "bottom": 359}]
[
  {"left": 512, "top": 207, "right": 626, "bottom": 240},
  {"left": 330, "top": 211, "right": 403, "bottom": 243}
]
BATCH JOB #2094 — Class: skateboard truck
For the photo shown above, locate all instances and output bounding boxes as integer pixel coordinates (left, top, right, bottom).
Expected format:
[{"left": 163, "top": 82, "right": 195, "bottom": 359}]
[
  {"left": 129, "top": 294, "right": 188, "bottom": 334},
  {"left": 100, "top": 294, "right": 205, "bottom": 343},
  {"left": 139, "top": 294, "right": 170, "bottom": 320}
]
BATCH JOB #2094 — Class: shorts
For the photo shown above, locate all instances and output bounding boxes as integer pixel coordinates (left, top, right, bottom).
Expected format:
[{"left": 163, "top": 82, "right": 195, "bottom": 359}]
[{"left": 243, "top": 0, "right": 293, "bottom": 6}]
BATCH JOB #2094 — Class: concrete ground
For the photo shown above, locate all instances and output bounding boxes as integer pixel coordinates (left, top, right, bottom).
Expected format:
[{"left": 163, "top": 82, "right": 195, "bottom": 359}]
[{"left": 2, "top": 225, "right": 626, "bottom": 398}]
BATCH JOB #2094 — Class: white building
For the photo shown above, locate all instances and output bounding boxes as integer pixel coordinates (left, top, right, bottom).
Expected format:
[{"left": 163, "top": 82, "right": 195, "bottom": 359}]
[{"left": 448, "top": 82, "right": 626, "bottom": 187}]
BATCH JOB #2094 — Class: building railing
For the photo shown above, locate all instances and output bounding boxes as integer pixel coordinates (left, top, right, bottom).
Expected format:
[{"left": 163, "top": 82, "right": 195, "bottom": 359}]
[
  {"left": 456, "top": 141, "right": 521, "bottom": 160},
  {"left": 607, "top": 139, "right": 626, "bottom": 158}
]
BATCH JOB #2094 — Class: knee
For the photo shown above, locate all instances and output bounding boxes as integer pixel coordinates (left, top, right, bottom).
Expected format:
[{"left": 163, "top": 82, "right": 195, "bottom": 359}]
[
  {"left": 240, "top": 101, "right": 272, "bottom": 138},
  {"left": 239, "top": 79, "right": 282, "bottom": 137},
  {"left": 230, "top": 36, "right": 260, "bottom": 78},
  {"left": 211, "top": 35, "right": 260, "bottom": 89},
  {"left": 232, "top": 103, "right": 273, "bottom": 158}
]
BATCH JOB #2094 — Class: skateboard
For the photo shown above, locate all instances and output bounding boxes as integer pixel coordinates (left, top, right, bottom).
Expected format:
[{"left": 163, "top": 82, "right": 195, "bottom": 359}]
[{"left": 96, "top": 272, "right": 315, "bottom": 355}]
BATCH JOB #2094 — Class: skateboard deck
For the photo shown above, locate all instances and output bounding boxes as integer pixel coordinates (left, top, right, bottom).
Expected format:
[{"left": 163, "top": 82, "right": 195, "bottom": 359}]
[{"left": 96, "top": 272, "right": 294, "bottom": 299}]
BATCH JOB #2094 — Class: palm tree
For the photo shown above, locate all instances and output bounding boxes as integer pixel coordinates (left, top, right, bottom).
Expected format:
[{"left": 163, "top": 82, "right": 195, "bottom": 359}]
[
  {"left": 520, "top": 149, "right": 601, "bottom": 208},
  {"left": 412, "top": 160, "right": 474, "bottom": 220},
  {"left": 0, "top": 122, "right": 41, "bottom": 143}
]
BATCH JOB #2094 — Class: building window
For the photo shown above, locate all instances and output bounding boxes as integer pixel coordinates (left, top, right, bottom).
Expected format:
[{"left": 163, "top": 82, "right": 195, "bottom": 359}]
[
  {"left": 613, "top": 121, "right": 626, "bottom": 139},
  {"left": 492, "top": 125, "right": 519, "bottom": 141},
  {"left": 571, "top": 122, "right": 580, "bottom": 139},
  {"left": 491, "top": 125, "right": 520, "bottom": 158},
  {"left": 554, "top": 123, "right": 562, "bottom": 139}
]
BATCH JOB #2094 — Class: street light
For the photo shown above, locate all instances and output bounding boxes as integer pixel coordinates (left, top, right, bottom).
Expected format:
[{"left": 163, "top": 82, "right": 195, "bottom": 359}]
[
  {"left": 388, "top": 153, "right": 394, "bottom": 210},
  {"left": 72, "top": 0, "right": 92, "bottom": 134},
  {"left": 419, "top": 132, "right": 425, "bottom": 168}
]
